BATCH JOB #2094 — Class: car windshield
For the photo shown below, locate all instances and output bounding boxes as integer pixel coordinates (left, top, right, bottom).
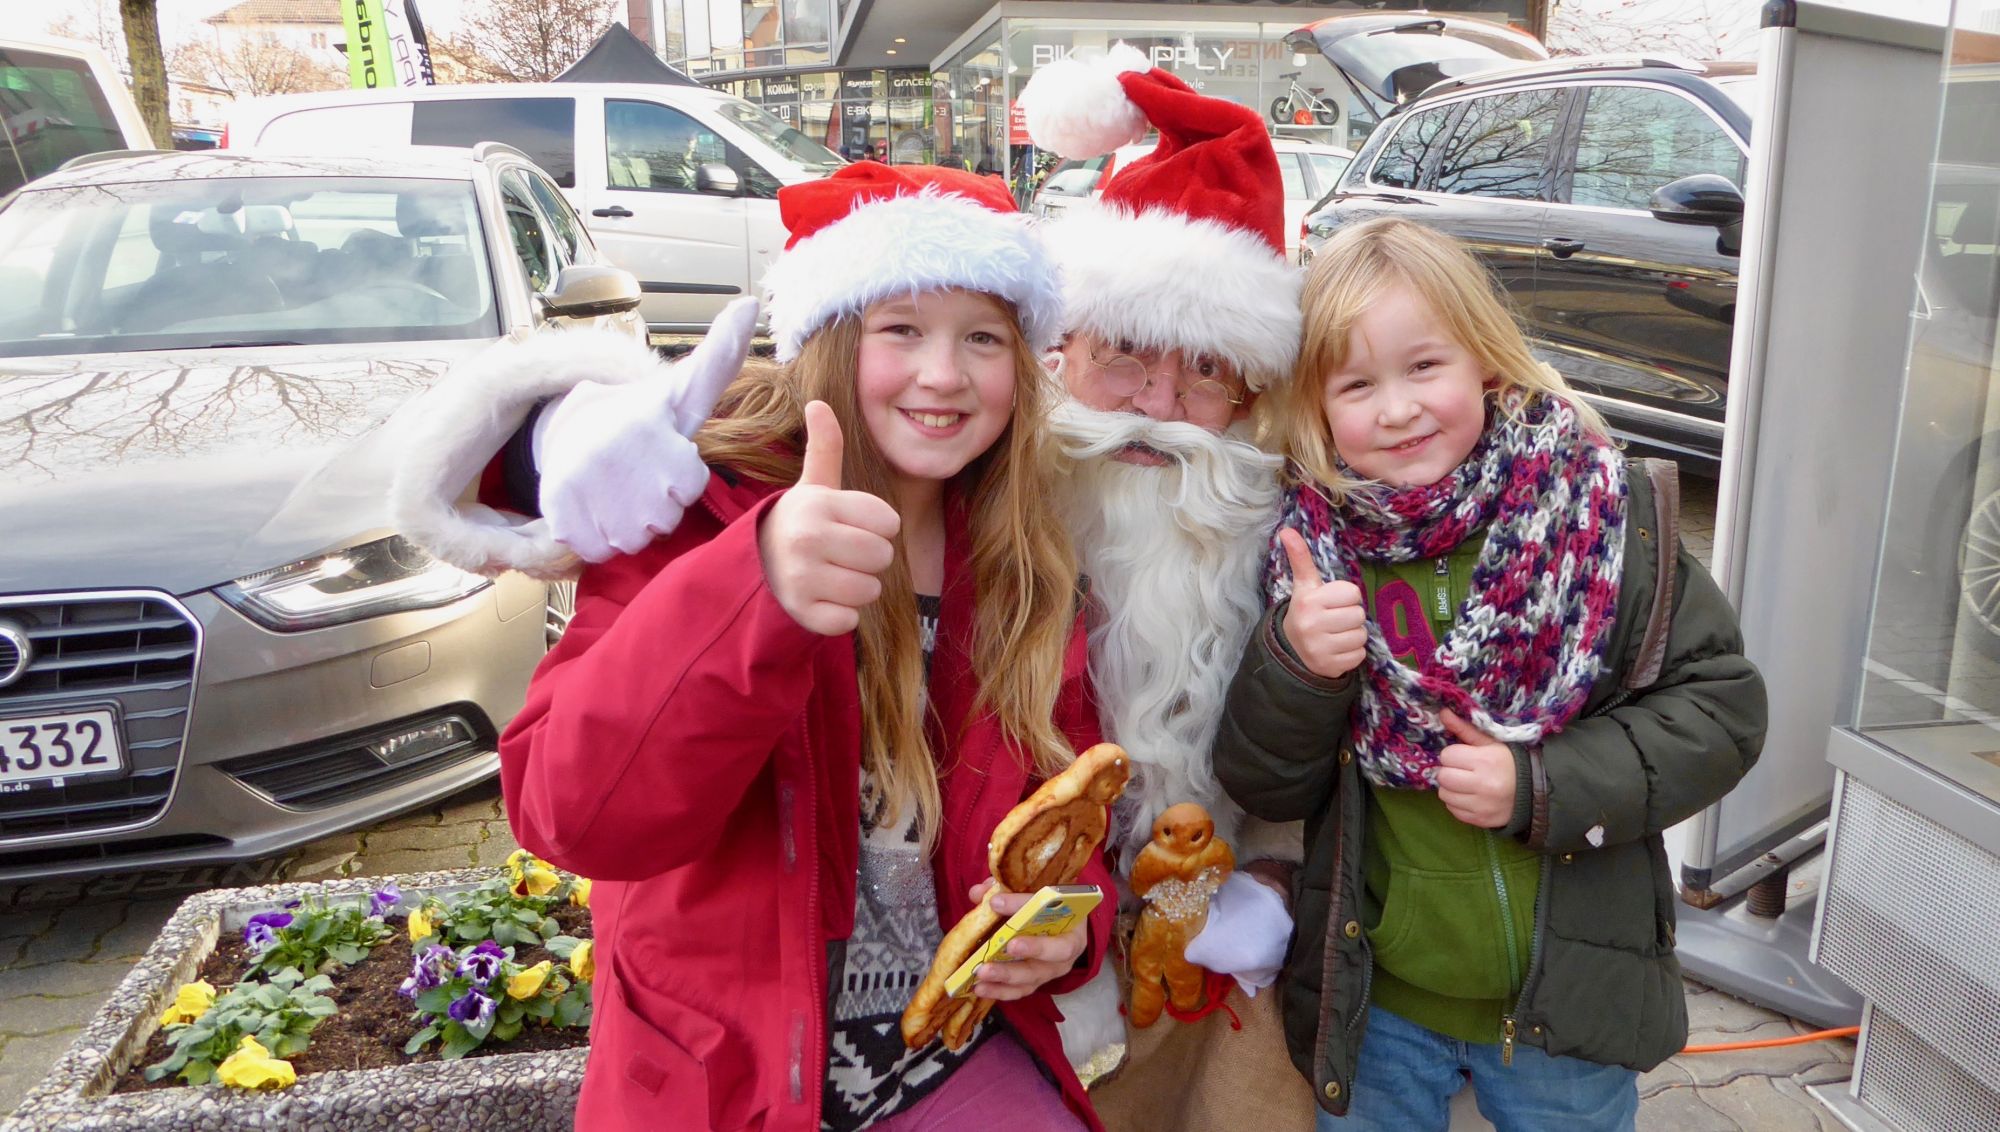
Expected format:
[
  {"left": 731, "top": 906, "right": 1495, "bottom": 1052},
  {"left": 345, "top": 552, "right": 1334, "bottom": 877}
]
[
  {"left": 0, "top": 175, "right": 499, "bottom": 358},
  {"left": 0, "top": 47, "right": 127, "bottom": 196},
  {"left": 713, "top": 99, "right": 846, "bottom": 176}
]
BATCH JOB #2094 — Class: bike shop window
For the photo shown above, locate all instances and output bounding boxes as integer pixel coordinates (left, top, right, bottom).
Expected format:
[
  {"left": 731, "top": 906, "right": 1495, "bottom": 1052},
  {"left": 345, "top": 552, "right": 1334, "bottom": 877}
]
[
  {"left": 1431, "top": 87, "right": 1564, "bottom": 200},
  {"left": 1568, "top": 86, "right": 1747, "bottom": 211},
  {"left": 412, "top": 98, "right": 577, "bottom": 188},
  {"left": 604, "top": 100, "right": 779, "bottom": 198},
  {"left": 1368, "top": 103, "right": 1458, "bottom": 190}
]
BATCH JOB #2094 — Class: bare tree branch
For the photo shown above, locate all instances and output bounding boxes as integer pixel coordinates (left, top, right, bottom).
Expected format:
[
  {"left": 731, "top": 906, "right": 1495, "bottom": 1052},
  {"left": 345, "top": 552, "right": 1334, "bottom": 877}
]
[
  {"left": 433, "top": 0, "right": 616, "bottom": 83},
  {"left": 171, "top": 33, "right": 345, "bottom": 99}
]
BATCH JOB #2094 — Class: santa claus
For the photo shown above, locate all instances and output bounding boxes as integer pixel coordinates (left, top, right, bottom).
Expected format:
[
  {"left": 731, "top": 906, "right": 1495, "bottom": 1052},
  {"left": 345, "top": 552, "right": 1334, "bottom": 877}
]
[{"left": 390, "top": 43, "right": 1313, "bottom": 1131}]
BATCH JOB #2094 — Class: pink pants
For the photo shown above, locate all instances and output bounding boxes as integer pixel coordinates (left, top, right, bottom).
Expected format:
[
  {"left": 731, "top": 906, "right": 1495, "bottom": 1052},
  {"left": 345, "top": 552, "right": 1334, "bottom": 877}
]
[{"left": 870, "top": 1031, "right": 1087, "bottom": 1132}]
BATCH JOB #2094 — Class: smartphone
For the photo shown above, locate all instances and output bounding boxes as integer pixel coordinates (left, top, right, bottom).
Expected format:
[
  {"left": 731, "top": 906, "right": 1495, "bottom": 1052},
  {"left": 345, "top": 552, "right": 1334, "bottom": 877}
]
[{"left": 944, "top": 884, "right": 1103, "bottom": 999}]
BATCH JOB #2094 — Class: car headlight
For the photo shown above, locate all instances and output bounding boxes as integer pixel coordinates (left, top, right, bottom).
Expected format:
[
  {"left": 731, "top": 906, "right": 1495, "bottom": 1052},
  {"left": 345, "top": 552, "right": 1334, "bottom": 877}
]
[{"left": 217, "top": 535, "right": 492, "bottom": 631}]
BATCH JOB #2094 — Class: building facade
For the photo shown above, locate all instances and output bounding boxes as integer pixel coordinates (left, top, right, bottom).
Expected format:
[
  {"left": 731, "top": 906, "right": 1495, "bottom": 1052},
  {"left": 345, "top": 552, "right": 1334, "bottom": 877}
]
[{"left": 627, "top": 1, "right": 1549, "bottom": 185}]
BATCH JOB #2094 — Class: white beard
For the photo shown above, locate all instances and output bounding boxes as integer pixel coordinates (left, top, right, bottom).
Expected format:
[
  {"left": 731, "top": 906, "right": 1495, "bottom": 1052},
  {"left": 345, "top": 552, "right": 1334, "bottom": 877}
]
[{"left": 1045, "top": 400, "right": 1285, "bottom": 871}]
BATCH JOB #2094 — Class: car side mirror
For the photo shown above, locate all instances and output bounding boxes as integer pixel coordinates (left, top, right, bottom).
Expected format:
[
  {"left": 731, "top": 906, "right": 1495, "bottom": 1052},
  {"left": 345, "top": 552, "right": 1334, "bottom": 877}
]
[
  {"left": 1649, "top": 174, "right": 1744, "bottom": 227},
  {"left": 538, "top": 264, "right": 642, "bottom": 319},
  {"left": 695, "top": 162, "right": 741, "bottom": 196},
  {"left": 1650, "top": 173, "right": 1745, "bottom": 257}
]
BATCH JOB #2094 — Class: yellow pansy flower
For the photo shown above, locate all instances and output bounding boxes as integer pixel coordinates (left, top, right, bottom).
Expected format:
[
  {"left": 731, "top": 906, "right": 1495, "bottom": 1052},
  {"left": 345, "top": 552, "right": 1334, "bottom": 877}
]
[
  {"left": 159, "top": 980, "right": 216, "bottom": 1026},
  {"left": 408, "top": 907, "right": 435, "bottom": 942},
  {"left": 569, "top": 878, "right": 592, "bottom": 908},
  {"left": 569, "top": 940, "right": 594, "bottom": 983},
  {"left": 514, "top": 866, "right": 560, "bottom": 898},
  {"left": 506, "top": 960, "right": 554, "bottom": 1000},
  {"left": 216, "top": 1035, "right": 297, "bottom": 1090},
  {"left": 506, "top": 848, "right": 561, "bottom": 897}
]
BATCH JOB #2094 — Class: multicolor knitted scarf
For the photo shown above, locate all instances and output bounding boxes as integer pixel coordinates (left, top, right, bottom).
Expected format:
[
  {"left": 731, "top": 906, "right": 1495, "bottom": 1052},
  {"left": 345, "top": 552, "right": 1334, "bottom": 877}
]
[{"left": 1263, "top": 393, "right": 1628, "bottom": 790}]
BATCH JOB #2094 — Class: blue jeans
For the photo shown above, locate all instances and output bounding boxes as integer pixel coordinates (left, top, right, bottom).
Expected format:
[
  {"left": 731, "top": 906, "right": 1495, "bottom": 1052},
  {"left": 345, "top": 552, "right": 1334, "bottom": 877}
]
[{"left": 1314, "top": 1006, "right": 1638, "bottom": 1132}]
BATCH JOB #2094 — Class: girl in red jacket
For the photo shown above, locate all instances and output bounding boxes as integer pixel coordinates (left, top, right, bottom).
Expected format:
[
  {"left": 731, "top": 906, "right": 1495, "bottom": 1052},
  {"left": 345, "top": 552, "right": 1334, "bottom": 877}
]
[{"left": 495, "top": 162, "right": 1116, "bottom": 1132}]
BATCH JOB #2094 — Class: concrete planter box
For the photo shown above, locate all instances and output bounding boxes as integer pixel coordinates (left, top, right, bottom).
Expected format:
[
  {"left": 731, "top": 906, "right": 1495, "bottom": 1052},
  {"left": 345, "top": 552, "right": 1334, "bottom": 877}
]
[{"left": 2, "top": 868, "right": 585, "bottom": 1132}]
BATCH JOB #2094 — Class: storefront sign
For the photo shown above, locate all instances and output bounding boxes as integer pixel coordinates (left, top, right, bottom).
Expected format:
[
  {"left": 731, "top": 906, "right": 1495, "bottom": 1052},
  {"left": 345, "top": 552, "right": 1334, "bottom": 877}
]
[
  {"left": 1029, "top": 42, "right": 1238, "bottom": 72},
  {"left": 1008, "top": 99, "right": 1028, "bottom": 146}
]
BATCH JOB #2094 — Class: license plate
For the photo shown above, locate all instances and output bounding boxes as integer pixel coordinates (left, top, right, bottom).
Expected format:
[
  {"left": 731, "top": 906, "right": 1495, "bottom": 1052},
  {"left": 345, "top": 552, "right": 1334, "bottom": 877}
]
[{"left": 0, "top": 709, "right": 124, "bottom": 790}]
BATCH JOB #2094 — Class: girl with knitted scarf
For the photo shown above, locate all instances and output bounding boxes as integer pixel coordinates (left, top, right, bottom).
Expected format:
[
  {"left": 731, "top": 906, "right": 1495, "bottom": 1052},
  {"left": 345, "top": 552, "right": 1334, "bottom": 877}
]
[{"left": 1215, "top": 218, "right": 1766, "bottom": 1132}]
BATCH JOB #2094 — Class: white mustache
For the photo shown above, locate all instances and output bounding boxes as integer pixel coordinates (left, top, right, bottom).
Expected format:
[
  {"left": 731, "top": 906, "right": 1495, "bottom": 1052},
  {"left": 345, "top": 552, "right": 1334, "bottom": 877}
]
[{"left": 1045, "top": 399, "right": 1275, "bottom": 468}]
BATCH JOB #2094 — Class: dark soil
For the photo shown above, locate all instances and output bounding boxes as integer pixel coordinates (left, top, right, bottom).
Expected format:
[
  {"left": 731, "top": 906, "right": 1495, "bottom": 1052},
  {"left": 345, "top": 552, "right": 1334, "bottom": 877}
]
[{"left": 114, "top": 903, "right": 592, "bottom": 1092}]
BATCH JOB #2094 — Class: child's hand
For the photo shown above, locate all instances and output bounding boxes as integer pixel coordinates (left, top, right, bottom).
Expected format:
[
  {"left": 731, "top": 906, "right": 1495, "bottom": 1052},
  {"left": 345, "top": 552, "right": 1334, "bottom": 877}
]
[
  {"left": 759, "top": 401, "right": 901, "bottom": 635},
  {"left": 963, "top": 880, "right": 1087, "bottom": 1001},
  {"left": 1278, "top": 528, "right": 1368, "bottom": 680},
  {"left": 1436, "top": 710, "right": 1517, "bottom": 829}
]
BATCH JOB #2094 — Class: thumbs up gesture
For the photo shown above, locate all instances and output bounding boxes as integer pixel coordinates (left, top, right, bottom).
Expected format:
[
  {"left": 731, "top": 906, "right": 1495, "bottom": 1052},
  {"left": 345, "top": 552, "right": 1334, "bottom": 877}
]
[
  {"left": 759, "top": 401, "right": 902, "bottom": 636},
  {"left": 1277, "top": 528, "right": 1368, "bottom": 681}
]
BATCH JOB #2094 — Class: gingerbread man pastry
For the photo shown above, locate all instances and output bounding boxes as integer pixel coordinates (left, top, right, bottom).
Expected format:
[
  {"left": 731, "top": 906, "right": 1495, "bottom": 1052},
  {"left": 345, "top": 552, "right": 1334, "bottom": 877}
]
[
  {"left": 1128, "top": 802, "right": 1234, "bottom": 1028},
  {"left": 901, "top": 743, "right": 1130, "bottom": 1050}
]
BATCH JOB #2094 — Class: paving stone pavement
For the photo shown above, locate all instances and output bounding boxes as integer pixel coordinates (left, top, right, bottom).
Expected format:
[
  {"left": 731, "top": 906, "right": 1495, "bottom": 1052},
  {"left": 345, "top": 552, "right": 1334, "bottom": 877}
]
[{"left": 0, "top": 476, "right": 1858, "bottom": 1127}]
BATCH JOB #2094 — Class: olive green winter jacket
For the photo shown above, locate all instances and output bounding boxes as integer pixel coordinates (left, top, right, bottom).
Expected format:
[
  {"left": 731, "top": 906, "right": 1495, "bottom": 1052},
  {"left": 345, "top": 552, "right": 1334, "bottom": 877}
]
[{"left": 1212, "top": 462, "right": 1768, "bottom": 1117}]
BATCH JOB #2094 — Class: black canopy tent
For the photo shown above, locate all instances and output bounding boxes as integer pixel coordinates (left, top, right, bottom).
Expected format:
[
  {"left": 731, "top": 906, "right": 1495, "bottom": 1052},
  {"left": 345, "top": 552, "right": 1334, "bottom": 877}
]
[{"left": 555, "top": 24, "right": 701, "bottom": 86}]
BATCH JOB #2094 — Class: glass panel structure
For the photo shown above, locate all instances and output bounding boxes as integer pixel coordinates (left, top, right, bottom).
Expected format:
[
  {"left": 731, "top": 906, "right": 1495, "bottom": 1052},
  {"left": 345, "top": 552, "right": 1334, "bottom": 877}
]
[{"left": 1854, "top": 28, "right": 2000, "bottom": 809}]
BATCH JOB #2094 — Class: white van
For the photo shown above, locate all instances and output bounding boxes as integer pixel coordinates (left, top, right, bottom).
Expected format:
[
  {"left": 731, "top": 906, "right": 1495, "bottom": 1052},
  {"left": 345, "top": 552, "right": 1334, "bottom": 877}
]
[
  {"left": 0, "top": 34, "right": 152, "bottom": 197},
  {"left": 228, "top": 83, "right": 847, "bottom": 332}
]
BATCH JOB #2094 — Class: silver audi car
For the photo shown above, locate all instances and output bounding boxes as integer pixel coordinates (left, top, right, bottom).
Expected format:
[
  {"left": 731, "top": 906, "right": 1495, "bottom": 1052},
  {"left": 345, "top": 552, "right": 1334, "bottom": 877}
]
[{"left": 0, "top": 146, "right": 643, "bottom": 880}]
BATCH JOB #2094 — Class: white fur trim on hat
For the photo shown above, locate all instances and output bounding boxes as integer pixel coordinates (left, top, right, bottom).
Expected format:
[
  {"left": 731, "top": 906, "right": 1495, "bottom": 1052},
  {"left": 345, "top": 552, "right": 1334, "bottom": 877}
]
[
  {"left": 390, "top": 327, "right": 667, "bottom": 580},
  {"left": 1047, "top": 202, "right": 1303, "bottom": 389},
  {"left": 1019, "top": 42, "right": 1150, "bottom": 159},
  {"left": 760, "top": 189, "right": 1064, "bottom": 362}
]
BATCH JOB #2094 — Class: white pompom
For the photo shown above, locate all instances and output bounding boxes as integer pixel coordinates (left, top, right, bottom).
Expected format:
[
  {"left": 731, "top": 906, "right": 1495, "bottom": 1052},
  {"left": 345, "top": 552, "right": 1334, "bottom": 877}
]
[{"left": 1019, "top": 42, "right": 1150, "bottom": 159}]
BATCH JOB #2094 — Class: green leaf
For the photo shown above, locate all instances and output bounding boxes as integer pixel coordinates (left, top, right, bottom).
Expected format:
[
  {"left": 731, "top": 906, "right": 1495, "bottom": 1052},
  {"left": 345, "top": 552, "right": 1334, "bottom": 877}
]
[
  {"left": 405, "top": 1023, "right": 440, "bottom": 1054},
  {"left": 441, "top": 1031, "right": 480, "bottom": 1060},
  {"left": 493, "top": 1017, "right": 522, "bottom": 1042},
  {"left": 544, "top": 935, "right": 581, "bottom": 958}
]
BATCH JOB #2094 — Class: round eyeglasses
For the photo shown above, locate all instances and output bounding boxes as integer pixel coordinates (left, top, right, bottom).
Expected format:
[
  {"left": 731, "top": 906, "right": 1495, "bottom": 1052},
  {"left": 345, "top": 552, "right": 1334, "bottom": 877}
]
[{"left": 1088, "top": 348, "right": 1245, "bottom": 417}]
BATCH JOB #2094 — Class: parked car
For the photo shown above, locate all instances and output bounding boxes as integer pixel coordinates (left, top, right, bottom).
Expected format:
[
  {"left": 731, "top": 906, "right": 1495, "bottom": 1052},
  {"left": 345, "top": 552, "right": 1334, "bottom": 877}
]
[
  {"left": 1031, "top": 137, "right": 1355, "bottom": 264},
  {"left": 1280, "top": 11, "right": 1548, "bottom": 146},
  {"left": 0, "top": 145, "right": 643, "bottom": 880},
  {"left": 226, "top": 83, "right": 848, "bottom": 334},
  {"left": 1300, "top": 57, "right": 1757, "bottom": 472},
  {"left": 0, "top": 32, "right": 151, "bottom": 197}
]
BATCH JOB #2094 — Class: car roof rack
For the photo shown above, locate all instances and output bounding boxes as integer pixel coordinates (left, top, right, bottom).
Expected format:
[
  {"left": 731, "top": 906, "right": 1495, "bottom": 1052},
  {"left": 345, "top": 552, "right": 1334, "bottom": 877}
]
[
  {"left": 1418, "top": 53, "right": 1707, "bottom": 100},
  {"left": 56, "top": 148, "right": 180, "bottom": 171}
]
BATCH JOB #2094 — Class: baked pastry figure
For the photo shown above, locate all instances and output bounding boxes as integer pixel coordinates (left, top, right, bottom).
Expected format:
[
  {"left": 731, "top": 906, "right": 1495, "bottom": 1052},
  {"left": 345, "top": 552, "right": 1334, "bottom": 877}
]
[
  {"left": 1128, "top": 802, "right": 1234, "bottom": 1028},
  {"left": 902, "top": 743, "right": 1130, "bottom": 1050}
]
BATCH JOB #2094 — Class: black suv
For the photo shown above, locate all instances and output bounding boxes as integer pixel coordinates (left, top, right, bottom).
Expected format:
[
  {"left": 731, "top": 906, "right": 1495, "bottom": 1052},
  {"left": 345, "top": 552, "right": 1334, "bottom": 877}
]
[{"left": 1300, "top": 58, "right": 1756, "bottom": 472}]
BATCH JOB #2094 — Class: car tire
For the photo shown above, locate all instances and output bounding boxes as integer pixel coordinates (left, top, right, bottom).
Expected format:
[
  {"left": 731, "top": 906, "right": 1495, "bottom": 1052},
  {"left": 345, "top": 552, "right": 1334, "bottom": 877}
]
[{"left": 546, "top": 580, "right": 576, "bottom": 650}]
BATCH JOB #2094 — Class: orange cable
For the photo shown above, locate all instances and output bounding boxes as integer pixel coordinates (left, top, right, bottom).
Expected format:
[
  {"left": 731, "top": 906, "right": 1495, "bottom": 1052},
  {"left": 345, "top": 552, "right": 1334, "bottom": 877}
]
[{"left": 1680, "top": 1026, "right": 1859, "bottom": 1054}]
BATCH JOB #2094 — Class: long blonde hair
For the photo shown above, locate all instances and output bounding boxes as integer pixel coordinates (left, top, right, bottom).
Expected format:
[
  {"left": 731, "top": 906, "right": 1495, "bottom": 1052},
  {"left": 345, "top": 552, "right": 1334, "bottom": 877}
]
[
  {"left": 697, "top": 298, "right": 1077, "bottom": 849},
  {"left": 1260, "top": 217, "right": 1609, "bottom": 494}
]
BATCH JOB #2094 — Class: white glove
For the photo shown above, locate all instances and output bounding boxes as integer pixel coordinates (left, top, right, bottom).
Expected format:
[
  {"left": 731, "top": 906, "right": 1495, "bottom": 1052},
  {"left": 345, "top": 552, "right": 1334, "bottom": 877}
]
[
  {"left": 1183, "top": 871, "right": 1293, "bottom": 996},
  {"left": 537, "top": 297, "right": 759, "bottom": 561}
]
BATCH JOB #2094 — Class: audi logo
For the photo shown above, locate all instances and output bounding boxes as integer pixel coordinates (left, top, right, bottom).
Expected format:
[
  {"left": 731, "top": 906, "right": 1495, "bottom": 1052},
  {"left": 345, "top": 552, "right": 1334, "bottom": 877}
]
[{"left": 0, "top": 621, "right": 29, "bottom": 689}]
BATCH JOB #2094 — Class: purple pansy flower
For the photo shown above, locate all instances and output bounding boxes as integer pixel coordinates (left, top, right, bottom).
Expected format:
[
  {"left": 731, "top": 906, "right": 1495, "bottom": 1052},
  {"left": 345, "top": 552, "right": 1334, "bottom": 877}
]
[
  {"left": 447, "top": 988, "right": 496, "bottom": 1028},
  {"left": 242, "top": 910, "right": 293, "bottom": 951},
  {"left": 369, "top": 882, "right": 401, "bottom": 918},
  {"left": 457, "top": 948, "right": 503, "bottom": 985},
  {"left": 470, "top": 940, "right": 505, "bottom": 959},
  {"left": 399, "top": 943, "right": 455, "bottom": 997}
]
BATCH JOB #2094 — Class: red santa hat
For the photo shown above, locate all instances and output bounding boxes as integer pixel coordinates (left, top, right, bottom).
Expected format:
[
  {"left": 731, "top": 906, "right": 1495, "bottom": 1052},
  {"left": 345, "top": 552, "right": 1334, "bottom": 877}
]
[
  {"left": 761, "top": 162, "right": 1065, "bottom": 362},
  {"left": 1019, "top": 44, "right": 1302, "bottom": 389}
]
